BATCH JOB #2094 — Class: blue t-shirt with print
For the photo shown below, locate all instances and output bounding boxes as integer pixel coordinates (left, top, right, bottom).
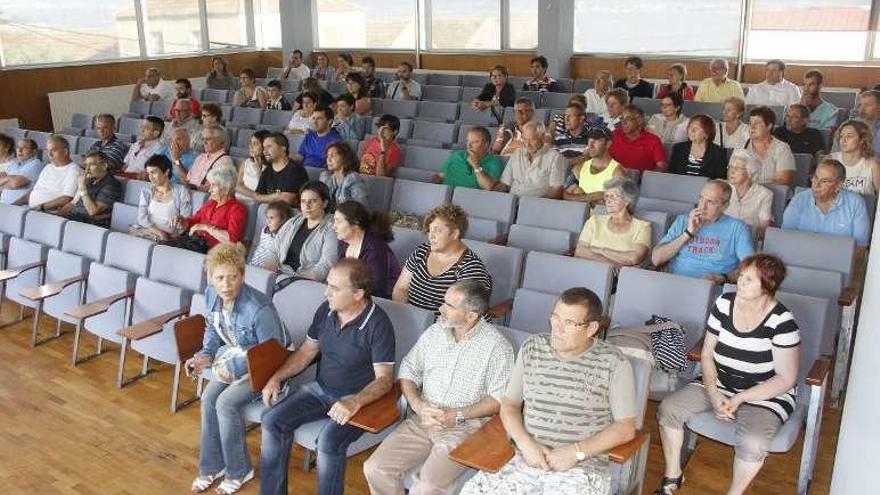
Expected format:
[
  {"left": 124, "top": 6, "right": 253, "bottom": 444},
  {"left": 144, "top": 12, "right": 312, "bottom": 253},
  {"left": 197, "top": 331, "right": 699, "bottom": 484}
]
[
  {"left": 660, "top": 214, "right": 755, "bottom": 279},
  {"left": 299, "top": 129, "right": 343, "bottom": 168}
]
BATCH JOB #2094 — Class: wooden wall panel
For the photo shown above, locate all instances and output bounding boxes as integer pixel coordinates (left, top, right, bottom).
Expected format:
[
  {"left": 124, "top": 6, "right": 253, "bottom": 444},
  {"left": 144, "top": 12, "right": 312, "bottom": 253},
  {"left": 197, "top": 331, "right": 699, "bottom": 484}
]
[
  {"left": 571, "top": 56, "right": 736, "bottom": 84},
  {"left": 742, "top": 64, "right": 880, "bottom": 91},
  {"left": 420, "top": 53, "right": 536, "bottom": 76},
  {"left": 309, "top": 51, "right": 416, "bottom": 70}
]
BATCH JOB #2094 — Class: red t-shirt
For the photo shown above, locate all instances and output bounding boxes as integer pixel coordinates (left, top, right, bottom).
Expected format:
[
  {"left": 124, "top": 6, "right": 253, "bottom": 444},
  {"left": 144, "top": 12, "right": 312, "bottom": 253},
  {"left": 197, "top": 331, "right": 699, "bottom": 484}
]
[
  {"left": 360, "top": 137, "right": 402, "bottom": 175},
  {"left": 167, "top": 98, "right": 203, "bottom": 120},
  {"left": 186, "top": 196, "right": 247, "bottom": 246},
  {"left": 608, "top": 128, "right": 667, "bottom": 172}
]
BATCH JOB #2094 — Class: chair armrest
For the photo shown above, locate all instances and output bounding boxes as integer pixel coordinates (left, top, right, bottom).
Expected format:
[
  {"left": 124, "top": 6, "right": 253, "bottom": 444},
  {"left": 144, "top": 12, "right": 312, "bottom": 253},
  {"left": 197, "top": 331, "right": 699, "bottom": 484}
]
[
  {"left": 64, "top": 290, "right": 135, "bottom": 321},
  {"left": 174, "top": 314, "right": 206, "bottom": 362},
  {"left": 0, "top": 261, "right": 44, "bottom": 283},
  {"left": 19, "top": 273, "right": 88, "bottom": 301},
  {"left": 806, "top": 357, "right": 831, "bottom": 386},
  {"left": 608, "top": 430, "right": 649, "bottom": 464},
  {"left": 448, "top": 415, "right": 514, "bottom": 473},
  {"left": 687, "top": 338, "right": 704, "bottom": 362},
  {"left": 838, "top": 287, "right": 857, "bottom": 307},
  {"left": 488, "top": 299, "right": 513, "bottom": 319},
  {"left": 349, "top": 381, "right": 403, "bottom": 433},
  {"left": 247, "top": 339, "right": 291, "bottom": 393},
  {"left": 489, "top": 234, "right": 507, "bottom": 246},
  {"left": 117, "top": 306, "right": 190, "bottom": 341}
]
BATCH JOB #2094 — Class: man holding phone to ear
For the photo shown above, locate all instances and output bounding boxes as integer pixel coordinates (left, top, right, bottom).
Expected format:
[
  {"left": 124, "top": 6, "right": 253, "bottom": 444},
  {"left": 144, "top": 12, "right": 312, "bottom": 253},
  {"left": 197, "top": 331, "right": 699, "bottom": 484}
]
[{"left": 57, "top": 150, "right": 123, "bottom": 227}]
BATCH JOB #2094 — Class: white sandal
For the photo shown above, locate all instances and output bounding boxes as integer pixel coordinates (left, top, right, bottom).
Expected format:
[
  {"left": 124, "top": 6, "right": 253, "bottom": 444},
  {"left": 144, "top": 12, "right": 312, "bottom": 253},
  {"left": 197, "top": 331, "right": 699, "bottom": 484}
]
[
  {"left": 215, "top": 469, "right": 254, "bottom": 495},
  {"left": 191, "top": 470, "right": 225, "bottom": 493}
]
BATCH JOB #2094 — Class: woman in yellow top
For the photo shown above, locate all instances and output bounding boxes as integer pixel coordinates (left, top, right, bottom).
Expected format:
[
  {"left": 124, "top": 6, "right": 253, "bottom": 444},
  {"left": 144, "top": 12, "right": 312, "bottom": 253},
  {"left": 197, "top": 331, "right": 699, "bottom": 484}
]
[
  {"left": 574, "top": 176, "right": 652, "bottom": 268},
  {"left": 563, "top": 126, "right": 626, "bottom": 206}
]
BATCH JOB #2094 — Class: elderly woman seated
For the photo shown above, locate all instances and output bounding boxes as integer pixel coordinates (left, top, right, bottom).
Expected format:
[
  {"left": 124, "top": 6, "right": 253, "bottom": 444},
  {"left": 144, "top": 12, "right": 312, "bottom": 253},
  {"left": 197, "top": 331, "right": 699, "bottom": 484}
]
[
  {"left": 654, "top": 254, "right": 800, "bottom": 495},
  {"left": 130, "top": 154, "right": 193, "bottom": 241},
  {"left": 186, "top": 243, "right": 287, "bottom": 495},
  {"left": 168, "top": 165, "right": 246, "bottom": 254},
  {"left": 725, "top": 149, "right": 773, "bottom": 239},
  {"left": 573, "top": 176, "right": 651, "bottom": 268}
]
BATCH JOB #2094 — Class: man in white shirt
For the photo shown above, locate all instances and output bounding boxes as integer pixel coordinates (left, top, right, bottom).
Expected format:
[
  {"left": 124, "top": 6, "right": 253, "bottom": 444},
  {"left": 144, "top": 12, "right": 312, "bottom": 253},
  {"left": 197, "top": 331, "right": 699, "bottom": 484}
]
[
  {"left": 495, "top": 121, "right": 567, "bottom": 198},
  {"left": 124, "top": 116, "right": 165, "bottom": 175},
  {"left": 131, "top": 67, "right": 175, "bottom": 102},
  {"left": 386, "top": 62, "right": 421, "bottom": 101},
  {"left": 16, "top": 135, "right": 81, "bottom": 211},
  {"left": 0, "top": 138, "right": 43, "bottom": 205},
  {"left": 745, "top": 59, "right": 801, "bottom": 107},
  {"left": 282, "top": 49, "right": 311, "bottom": 80}
]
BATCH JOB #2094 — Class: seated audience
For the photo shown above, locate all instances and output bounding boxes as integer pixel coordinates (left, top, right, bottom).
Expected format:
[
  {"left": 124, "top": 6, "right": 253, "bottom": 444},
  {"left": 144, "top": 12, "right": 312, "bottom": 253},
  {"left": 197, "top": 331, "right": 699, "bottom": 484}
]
[
  {"left": 496, "top": 121, "right": 566, "bottom": 198},
  {"left": 392, "top": 203, "right": 491, "bottom": 315},
  {"left": 259, "top": 259, "right": 394, "bottom": 495},
  {"left": 523, "top": 55, "right": 562, "bottom": 92},
  {"left": 249, "top": 201, "right": 290, "bottom": 269},
  {"left": 564, "top": 126, "right": 625, "bottom": 205},
  {"left": 18, "top": 135, "right": 80, "bottom": 211},
  {"left": 470, "top": 65, "right": 516, "bottom": 118},
  {"left": 745, "top": 59, "right": 801, "bottom": 107},
  {"left": 831, "top": 120, "right": 880, "bottom": 195},
  {"left": 647, "top": 92, "right": 689, "bottom": 144},
  {"left": 609, "top": 105, "right": 668, "bottom": 173},
  {"left": 669, "top": 114, "right": 729, "bottom": 179},
  {"left": 694, "top": 58, "right": 744, "bottom": 103},
  {"left": 801, "top": 69, "right": 838, "bottom": 129},
  {"left": 857, "top": 90, "right": 880, "bottom": 155},
  {"left": 130, "top": 155, "right": 192, "bottom": 241},
  {"left": 745, "top": 106, "right": 795, "bottom": 185},
  {"left": 131, "top": 67, "right": 175, "bottom": 102},
  {"left": 656, "top": 63, "right": 695, "bottom": 100},
  {"left": 123, "top": 116, "right": 164, "bottom": 175},
  {"left": 361, "top": 56, "right": 385, "bottom": 98},
  {"left": 232, "top": 67, "right": 267, "bottom": 109},
  {"left": 365, "top": 280, "right": 514, "bottom": 494},
  {"left": 360, "top": 114, "right": 402, "bottom": 176},
  {"left": 253, "top": 133, "right": 308, "bottom": 205},
  {"left": 333, "top": 200, "right": 400, "bottom": 298},
  {"left": 205, "top": 56, "right": 236, "bottom": 90},
  {"left": 433, "top": 126, "right": 502, "bottom": 190},
  {"left": 460, "top": 287, "right": 636, "bottom": 495},
  {"left": 187, "top": 243, "right": 287, "bottom": 495},
  {"left": 584, "top": 70, "right": 613, "bottom": 115},
  {"left": 386, "top": 62, "right": 421, "bottom": 101},
  {"left": 772, "top": 104, "right": 826, "bottom": 156},
  {"left": 0, "top": 138, "right": 42, "bottom": 205},
  {"left": 333, "top": 94, "right": 368, "bottom": 141},
  {"left": 654, "top": 254, "right": 799, "bottom": 495},
  {"left": 57, "top": 151, "right": 122, "bottom": 227},
  {"left": 726, "top": 149, "right": 773, "bottom": 237},
  {"left": 166, "top": 78, "right": 201, "bottom": 120},
  {"left": 714, "top": 96, "right": 750, "bottom": 149},
  {"left": 298, "top": 107, "right": 343, "bottom": 168},
  {"left": 187, "top": 126, "right": 234, "bottom": 190},
  {"left": 281, "top": 49, "right": 311, "bottom": 81},
  {"left": 651, "top": 180, "right": 755, "bottom": 282},
  {"left": 284, "top": 91, "right": 318, "bottom": 136},
  {"left": 574, "top": 176, "right": 651, "bottom": 268},
  {"left": 782, "top": 158, "right": 870, "bottom": 247},
  {"left": 310, "top": 51, "right": 337, "bottom": 82},
  {"left": 345, "top": 72, "right": 372, "bottom": 116},
  {"left": 265, "top": 80, "right": 292, "bottom": 111},
  {"left": 493, "top": 97, "right": 535, "bottom": 156},
  {"left": 170, "top": 165, "right": 245, "bottom": 253},
  {"left": 321, "top": 142, "right": 369, "bottom": 207},
  {"left": 87, "top": 114, "right": 127, "bottom": 172},
  {"left": 298, "top": 77, "right": 335, "bottom": 109},
  {"left": 159, "top": 127, "right": 198, "bottom": 185},
  {"left": 163, "top": 98, "right": 202, "bottom": 148},
  {"left": 551, "top": 102, "right": 591, "bottom": 163},
  {"left": 235, "top": 129, "right": 271, "bottom": 198},
  {"left": 614, "top": 56, "right": 654, "bottom": 100},
  {"left": 333, "top": 52, "right": 355, "bottom": 83},
  {"left": 596, "top": 88, "right": 629, "bottom": 130}
]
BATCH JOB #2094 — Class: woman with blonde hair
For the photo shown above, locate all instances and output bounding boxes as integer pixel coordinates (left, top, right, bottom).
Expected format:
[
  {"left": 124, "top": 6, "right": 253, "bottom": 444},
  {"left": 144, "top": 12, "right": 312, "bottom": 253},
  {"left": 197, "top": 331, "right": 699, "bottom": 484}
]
[{"left": 830, "top": 119, "right": 880, "bottom": 195}]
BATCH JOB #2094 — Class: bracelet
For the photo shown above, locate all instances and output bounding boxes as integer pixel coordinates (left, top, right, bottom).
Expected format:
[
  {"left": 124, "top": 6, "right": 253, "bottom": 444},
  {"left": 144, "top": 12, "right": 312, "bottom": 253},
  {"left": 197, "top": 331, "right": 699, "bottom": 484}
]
[{"left": 684, "top": 229, "right": 694, "bottom": 238}]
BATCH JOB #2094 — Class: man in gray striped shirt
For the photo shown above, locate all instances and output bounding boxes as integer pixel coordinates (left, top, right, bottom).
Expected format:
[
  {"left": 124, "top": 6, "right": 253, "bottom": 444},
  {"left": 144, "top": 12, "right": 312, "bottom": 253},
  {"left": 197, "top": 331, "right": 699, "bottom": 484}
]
[{"left": 364, "top": 280, "right": 514, "bottom": 494}]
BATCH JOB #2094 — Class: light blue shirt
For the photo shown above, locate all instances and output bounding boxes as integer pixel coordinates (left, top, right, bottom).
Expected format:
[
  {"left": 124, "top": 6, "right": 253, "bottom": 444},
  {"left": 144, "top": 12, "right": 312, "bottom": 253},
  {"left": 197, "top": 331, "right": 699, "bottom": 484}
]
[
  {"left": 808, "top": 101, "right": 839, "bottom": 129},
  {"left": 782, "top": 188, "right": 870, "bottom": 246},
  {"left": 0, "top": 157, "right": 43, "bottom": 204},
  {"left": 158, "top": 147, "right": 197, "bottom": 185},
  {"left": 660, "top": 214, "right": 755, "bottom": 279}
]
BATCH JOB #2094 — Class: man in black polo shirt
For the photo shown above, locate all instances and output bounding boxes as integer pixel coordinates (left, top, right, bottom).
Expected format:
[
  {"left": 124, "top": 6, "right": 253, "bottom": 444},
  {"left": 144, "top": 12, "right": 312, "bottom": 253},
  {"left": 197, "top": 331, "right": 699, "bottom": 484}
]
[
  {"left": 259, "top": 259, "right": 396, "bottom": 495},
  {"left": 772, "top": 104, "right": 827, "bottom": 157},
  {"left": 253, "top": 132, "right": 308, "bottom": 206},
  {"left": 613, "top": 56, "right": 654, "bottom": 100},
  {"left": 57, "top": 150, "right": 122, "bottom": 227}
]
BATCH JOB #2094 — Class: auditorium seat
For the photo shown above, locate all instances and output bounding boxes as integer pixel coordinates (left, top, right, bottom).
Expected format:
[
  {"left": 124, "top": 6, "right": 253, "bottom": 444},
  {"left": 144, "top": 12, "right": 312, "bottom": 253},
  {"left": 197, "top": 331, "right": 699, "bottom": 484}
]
[
  {"left": 110, "top": 203, "right": 139, "bottom": 233},
  {"left": 572, "top": 79, "right": 594, "bottom": 93},
  {"left": 262, "top": 109, "right": 294, "bottom": 128},
  {"left": 123, "top": 101, "right": 151, "bottom": 119},
  {"left": 427, "top": 73, "right": 462, "bottom": 86},
  {"left": 514, "top": 196, "right": 588, "bottom": 249},
  {"left": 458, "top": 104, "right": 500, "bottom": 126},
  {"left": 521, "top": 251, "right": 614, "bottom": 305},
  {"left": 542, "top": 92, "right": 574, "bottom": 110},
  {"left": 201, "top": 89, "right": 229, "bottom": 103},
  {"left": 408, "top": 121, "right": 458, "bottom": 148},
  {"left": 640, "top": 171, "right": 707, "bottom": 203},
  {"left": 422, "top": 85, "right": 462, "bottom": 103},
  {"left": 793, "top": 153, "right": 814, "bottom": 188},
  {"left": 388, "top": 227, "right": 427, "bottom": 267},
  {"left": 452, "top": 187, "right": 517, "bottom": 240},
  {"left": 635, "top": 197, "right": 693, "bottom": 217},
  {"left": 0, "top": 204, "right": 27, "bottom": 268},
  {"left": 149, "top": 101, "right": 173, "bottom": 120},
  {"left": 466, "top": 239, "right": 524, "bottom": 307},
  {"left": 506, "top": 224, "right": 572, "bottom": 255},
  {"left": 229, "top": 106, "right": 263, "bottom": 129},
  {"left": 390, "top": 179, "right": 452, "bottom": 217},
  {"left": 461, "top": 74, "right": 487, "bottom": 88},
  {"left": 632, "top": 97, "right": 661, "bottom": 115},
  {"left": 118, "top": 117, "right": 144, "bottom": 137},
  {"left": 415, "top": 102, "right": 459, "bottom": 124},
  {"left": 362, "top": 175, "right": 394, "bottom": 212}
]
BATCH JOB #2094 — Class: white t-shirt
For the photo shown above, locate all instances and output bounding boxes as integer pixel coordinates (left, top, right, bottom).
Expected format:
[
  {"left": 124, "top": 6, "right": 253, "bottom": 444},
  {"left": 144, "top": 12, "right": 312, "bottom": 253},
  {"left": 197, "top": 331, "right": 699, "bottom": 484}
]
[
  {"left": 386, "top": 80, "right": 422, "bottom": 100},
  {"left": 139, "top": 79, "right": 176, "bottom": 101},
  {"left": 584, "top": 88, "right": 608, "bottom": 115},
  {"left": 284, "top": 64, "right": 311, "bottom": 81},
  {"left": 28, "top": 162, "right": 81, "bottom": 208},
  {"left": 745, "top": 79, "right": 801, "bottom": 108},
  {"left": 831, "top": 151, "right": 876, "bottom": 196}
]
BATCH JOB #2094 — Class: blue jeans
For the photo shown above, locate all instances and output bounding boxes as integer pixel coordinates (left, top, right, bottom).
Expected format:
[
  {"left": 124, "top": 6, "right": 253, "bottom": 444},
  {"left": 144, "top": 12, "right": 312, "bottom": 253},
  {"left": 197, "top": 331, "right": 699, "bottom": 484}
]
[
  {"left": 199, "top": 378, "right": 258, "bottom": 479},
  {"left": 259, "top": 381, "right": 366, "bottom": 495}
]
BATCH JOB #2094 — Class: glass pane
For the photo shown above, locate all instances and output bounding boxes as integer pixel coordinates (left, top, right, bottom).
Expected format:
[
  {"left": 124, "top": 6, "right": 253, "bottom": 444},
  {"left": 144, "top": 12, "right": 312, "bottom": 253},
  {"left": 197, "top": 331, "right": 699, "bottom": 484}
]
[
  {"left": 508, "top": 0, "right": 538, "bottom": 49},
  {"left": 431, "top": 0, "right": 500, "bottom": 50},
  {"left": 748, "top": 0, "right": 871, "bottom": 62},
  {"left": 143, "top": 0, "right": 203, "bottom": 55},
  {"left": 316, "top": 0, "right": 415, "bottom": 49},
  {"left": 207, "top": 0, "right": 248, "bottom": 49},
  {"left": 0, "top": 0, "right": 139, "bottom": 65},
  {"left": 573, "top": 0, "right": 741, "bottom": 57},
  {"left": 253, "top": 0, "right": 281, "bottom": 48}
]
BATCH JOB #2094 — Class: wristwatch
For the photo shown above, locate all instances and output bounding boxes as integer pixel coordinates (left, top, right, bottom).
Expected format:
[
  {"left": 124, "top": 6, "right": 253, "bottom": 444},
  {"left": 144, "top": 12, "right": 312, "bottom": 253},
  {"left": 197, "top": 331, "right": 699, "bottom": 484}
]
[
  {"left": 574, "top": 442, "right": 586, "bottom": 461},
  {"left": 474, "top": 167, "right": 484, "bottom": 174},
  {"left": 454, "top": 410, "right": 466, "bottom": 427}
]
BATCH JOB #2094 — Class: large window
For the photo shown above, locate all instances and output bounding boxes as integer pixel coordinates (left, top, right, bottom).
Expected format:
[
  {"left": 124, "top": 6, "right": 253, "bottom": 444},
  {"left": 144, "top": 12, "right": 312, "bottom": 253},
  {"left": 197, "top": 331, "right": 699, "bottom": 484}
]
[
  {"left": 0, "top": 0, "right": 139, "bottom": 65},
  {"left": 253, "top": 0, "right": 281, "bottom": 48},
  {"left": 573, "top": 0, "right": 742, "bottom": 57},
  {"left": 315, "top": 0, "right": 415, "bottom": 49},
  {"left": 508, "top": 0, "right": 538, "bottom": 49},
  {"left": 207, "top": 1, "right": 249, "bottom": 49},
  {"left": 142, "top": 0, "right": 202, "bottom": 55},
  {"left": 430, "top": 0, "right": 501, "bottom": 50}
]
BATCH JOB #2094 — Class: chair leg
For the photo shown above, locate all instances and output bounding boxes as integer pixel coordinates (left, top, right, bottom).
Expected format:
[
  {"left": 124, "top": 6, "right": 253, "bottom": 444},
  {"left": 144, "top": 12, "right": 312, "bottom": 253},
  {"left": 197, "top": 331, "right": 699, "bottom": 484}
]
[
  {"left": 798, "top": 383, "right": 826, "bottom": 495},
  {"left": 32, "top": 310, "right": 68, "bottom": 347},
  {"left": 171, "top": 361, "right": 200, "bottom": 413},
  {"left": 117, "top": 340, "right": 154, "bottom": 388},
  {"left": 832, "top": 301, "right": 858, "bottom": 407},
  {"left": 72, "top": 325, "right": 109, "bottom": 366}
]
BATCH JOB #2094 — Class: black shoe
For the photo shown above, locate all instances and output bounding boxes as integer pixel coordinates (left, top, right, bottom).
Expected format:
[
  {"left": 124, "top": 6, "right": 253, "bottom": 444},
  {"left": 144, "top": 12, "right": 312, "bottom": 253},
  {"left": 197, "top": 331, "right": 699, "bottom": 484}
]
[{"left": 652, "top": 475, "right": 684, "bottom": 495}]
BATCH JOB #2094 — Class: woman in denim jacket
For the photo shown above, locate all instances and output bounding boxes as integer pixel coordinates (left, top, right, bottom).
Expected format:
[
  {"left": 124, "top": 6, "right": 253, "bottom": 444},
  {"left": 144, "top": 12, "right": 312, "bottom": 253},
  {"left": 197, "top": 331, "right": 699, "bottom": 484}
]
[{"left": 187, "top": 244, "right": 287, "bottom": 494}]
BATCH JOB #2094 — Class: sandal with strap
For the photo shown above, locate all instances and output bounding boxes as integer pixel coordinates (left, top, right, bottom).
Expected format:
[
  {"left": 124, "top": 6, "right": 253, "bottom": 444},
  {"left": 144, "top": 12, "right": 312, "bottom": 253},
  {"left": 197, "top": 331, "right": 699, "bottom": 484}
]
[
  {"left": 653, "top": 475, "right": 684, "bottom": 495},
  {"left": 215, "top": 469, "right": 254, "bottom": 495},
  {"left": 191, "top": 470, "right": 225, "bottom": 493}
]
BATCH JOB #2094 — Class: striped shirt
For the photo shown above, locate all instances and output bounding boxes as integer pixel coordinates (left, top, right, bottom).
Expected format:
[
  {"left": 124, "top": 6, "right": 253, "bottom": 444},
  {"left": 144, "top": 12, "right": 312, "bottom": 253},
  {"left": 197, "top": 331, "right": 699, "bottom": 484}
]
[
  {"left": 700, "top": 293, "right": 800, "bottom": 422},
  {"left": 403, "top": 243, "right": 492, "bottom": 315}
]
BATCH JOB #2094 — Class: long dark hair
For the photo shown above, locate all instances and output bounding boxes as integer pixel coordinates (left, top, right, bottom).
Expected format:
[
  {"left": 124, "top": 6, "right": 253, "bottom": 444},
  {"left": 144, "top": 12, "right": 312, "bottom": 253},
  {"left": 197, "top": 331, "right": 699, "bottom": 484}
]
[{"left": 336, "top": 200, "right": 394, "bottom": 242}]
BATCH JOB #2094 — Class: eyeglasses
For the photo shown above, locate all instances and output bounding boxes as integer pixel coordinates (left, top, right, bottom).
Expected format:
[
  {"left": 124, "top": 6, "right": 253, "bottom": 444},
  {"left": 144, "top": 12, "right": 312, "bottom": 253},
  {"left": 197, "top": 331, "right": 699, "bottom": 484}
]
[{"left": 550, "top": 313, "right": 591, "bottom": 330}]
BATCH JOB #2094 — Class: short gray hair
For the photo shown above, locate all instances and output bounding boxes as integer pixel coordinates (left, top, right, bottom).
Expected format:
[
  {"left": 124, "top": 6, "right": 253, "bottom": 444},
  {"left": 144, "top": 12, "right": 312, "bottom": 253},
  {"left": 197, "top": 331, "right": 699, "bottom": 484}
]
[
  {"left": 708, "top": 179, "right": 733, "bottom": 203},
  {"left": 449, "top": 279, "right": 489, "bottom": 316},
  {"left": 206, "top": 164, "right": 238, "bottom": 192},
  {"left": 521, "top": 120, "right": 545, "bottom": 135},
  {"left": 710, "top": 58, "right": 729, "bottom": 71},
  {"left": 602, "top": 176, "right": 640, "bottom": 213},
  {"left": 202, "top": 125, "right": 228, "bottom": 147},
  {"left": 729, "top": 149, "right": 761, "bottom": 178},
  {"left": 817, "top": 158, "right": 847, "bottom": 182}
]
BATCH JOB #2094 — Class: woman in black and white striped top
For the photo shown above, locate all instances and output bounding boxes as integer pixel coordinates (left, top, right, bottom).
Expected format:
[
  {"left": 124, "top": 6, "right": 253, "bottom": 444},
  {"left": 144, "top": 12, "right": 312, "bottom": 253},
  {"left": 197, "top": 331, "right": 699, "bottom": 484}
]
[
  {"left": 653, "top": 254, "right": 800, "bottom": 495},
  {"left": 392, "top": 203, "right": 491, "bottom": 315}
]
